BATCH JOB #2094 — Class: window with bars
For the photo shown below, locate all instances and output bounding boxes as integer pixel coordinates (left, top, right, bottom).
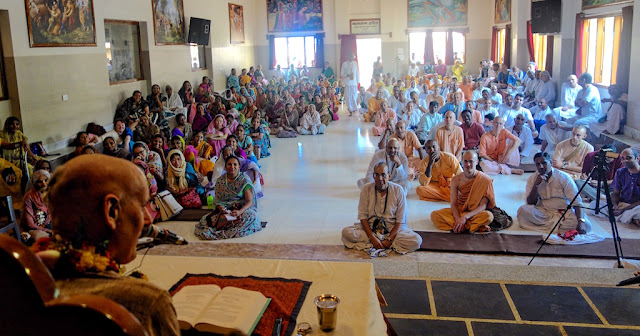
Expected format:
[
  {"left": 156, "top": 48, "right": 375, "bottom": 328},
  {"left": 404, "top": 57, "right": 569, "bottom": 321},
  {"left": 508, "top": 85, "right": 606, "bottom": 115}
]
[
  {"left": 408, "top": 31, "right": 466, "bottom": 64},
  {"left": 495, "top": 28, "right": 506, "bottom": 64},
  {"left": 274, "top": 35, "right": 317, "bottom": 69}
]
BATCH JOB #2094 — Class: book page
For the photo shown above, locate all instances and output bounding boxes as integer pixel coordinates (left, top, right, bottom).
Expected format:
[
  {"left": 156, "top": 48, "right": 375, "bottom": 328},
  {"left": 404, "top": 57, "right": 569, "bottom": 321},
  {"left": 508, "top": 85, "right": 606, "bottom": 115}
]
[
  {"left": 196, "top": 286, "right": 268, "bottom": 334},
  {"left": 172, "top": 284, "right": 221, "bottom": 329}
]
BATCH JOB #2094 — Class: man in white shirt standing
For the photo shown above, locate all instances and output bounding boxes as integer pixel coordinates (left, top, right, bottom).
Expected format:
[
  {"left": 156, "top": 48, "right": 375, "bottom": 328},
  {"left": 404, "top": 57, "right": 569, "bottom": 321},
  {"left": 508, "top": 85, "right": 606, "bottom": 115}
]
[{"left": 341, "top": 52, "right": 360, "bottom": 116}]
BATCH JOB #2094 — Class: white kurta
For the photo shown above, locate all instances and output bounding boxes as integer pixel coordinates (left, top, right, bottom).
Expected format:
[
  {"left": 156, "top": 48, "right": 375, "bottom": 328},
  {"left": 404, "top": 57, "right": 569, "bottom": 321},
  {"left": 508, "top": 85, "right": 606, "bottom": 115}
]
[
  {"left": 508, "top": 125, "right": 534, "bottom": 163},
  {"left": 539, "top": 124, "right": 568, "bottom": 156},
  {"left": 588, "top": 102, "right": 624, "bottom": 137},
  {"left": 518, "top": 168, "right": 591, "bottom": 233},
  {"left": 567, "top": 84, "right": 602, "bottom": 127},
  {"left": 536, "top": 80, "right": 557, "bottom": 107},
  {"left": 341, "top": 60, "right": 360, "bottom": 111},
  {"left": 357, "top": 91, "right": 375, "bottom": 114},
  {"left": 357, "top": 149, "right": 410, "bottom": 195},
  {"left": 555, "top": 82, "right": 582, "bottom": 119}
]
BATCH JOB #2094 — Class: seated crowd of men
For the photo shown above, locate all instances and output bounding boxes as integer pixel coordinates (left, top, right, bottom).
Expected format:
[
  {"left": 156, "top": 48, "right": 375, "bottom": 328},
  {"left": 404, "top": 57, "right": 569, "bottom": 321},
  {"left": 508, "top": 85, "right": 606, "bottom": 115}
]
[{"left": 343, "top": 60, "right": 637, "bottom": 255}]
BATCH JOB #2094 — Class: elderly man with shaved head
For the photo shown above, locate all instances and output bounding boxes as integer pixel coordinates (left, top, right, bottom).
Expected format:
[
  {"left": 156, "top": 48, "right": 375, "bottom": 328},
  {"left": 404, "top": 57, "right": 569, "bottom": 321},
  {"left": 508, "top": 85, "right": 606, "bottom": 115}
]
[
  {"left": 431, "top": 151, "right": 497, "bottom": 233},
  {"left": 555, "top": 74, "right": 583, "bottom": 119},
  {"left": 478, "top": 116, "right": 524, "bottom": 175},
  {"left": 343, "top": 162, "right": 422, "bottom": 255},
  {"left": 42, "top": 155, "right": 180, "bottom": 336},
  {"left": 416, "top": 139, "right": 463, "bottom": 202},
  {"left": 552, "top": 125, "right": 594, "bottom": 178},
  {"left": 535, "top": 70, "right": 556, "bottom": 107},
  {"left": 610, "top": 148, "right": 640, "bottom": 227},
  {"left": 390, "top": 120, "right": 425, "bottom": 180},
  {"left": 357, "top": 138, "right": 411, "bottom": 195},
  {"left": 539, "top": 114, "right": 571, "bottom": 156}
]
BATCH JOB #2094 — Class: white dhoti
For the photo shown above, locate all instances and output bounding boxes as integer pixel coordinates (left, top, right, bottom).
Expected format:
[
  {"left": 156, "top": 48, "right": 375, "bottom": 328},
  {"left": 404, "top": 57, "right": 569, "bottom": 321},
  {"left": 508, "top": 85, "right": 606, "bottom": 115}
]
[
  {"left": 590, "top": 201, "right": 640, "bottom": 226},
  {"left": 479, "top": 150, "right": 521, "bottom": 175},
  {"left": 556, "top": 107, "right": 577, "bottom": 120},
  {"left": 344, "top": 85, "right": 358, "bottom": 112},
  {"left": 517, "top": 204, "right": 592, "bottom": 233},
  {"left": 566, "top": 114, "right": 600, "bottom": 127},
  {"left": 341, "top": 222, "right": 422, "bottom": 254}
]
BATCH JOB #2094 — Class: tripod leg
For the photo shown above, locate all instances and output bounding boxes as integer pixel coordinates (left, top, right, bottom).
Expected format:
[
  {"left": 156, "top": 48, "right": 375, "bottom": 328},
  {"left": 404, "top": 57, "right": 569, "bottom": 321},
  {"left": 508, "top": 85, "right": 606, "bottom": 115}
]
[{"left": 602, "top": 178, "right": 624, "bottom": 268}]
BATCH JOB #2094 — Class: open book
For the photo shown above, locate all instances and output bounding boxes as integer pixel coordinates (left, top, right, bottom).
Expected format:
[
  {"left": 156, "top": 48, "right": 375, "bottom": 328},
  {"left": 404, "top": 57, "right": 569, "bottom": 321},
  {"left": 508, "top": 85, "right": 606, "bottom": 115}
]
[{"left": 172, "top": 284, "right": 271, "bottom": 335}]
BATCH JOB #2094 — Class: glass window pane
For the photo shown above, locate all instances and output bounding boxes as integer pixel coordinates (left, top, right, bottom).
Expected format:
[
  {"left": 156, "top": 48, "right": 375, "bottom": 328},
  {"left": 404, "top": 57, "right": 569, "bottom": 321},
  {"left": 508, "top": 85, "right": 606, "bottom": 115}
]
[
  {"left": 288, "top": 37, "right": 305, "bottom": 69},
  {"left": 305, "top": 36, "right": 316, "bottom": 67},
  {"left": 274, "top": 37, "right": 288, "bottom": 68},
  {"left": 452, "top": 32, "right": 465, "bottom": 63},
  {"left": 190, "top": 45, "right": 200, "bottom": 70},
  {"left": 432, "top": 32, "right": 447, "bottom": 64},
  {"left": 105, "top": 21, "right": 142, "bottom": 83},
  {"left": 586, "top": 19, "right": 597, "bottom": 77},
  {"left": 601, "top": 17, "right": 615, "bottom": 85},
  {"left": 409, "top": 32, "right": 426, "bottom": 65}
]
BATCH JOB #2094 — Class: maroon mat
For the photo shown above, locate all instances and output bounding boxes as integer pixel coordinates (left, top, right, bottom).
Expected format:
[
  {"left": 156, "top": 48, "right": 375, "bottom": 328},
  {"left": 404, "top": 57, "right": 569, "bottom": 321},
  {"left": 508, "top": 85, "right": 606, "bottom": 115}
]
[
  {"left": 417, "top": 231, "right": 640, "bottom": 259},
  {"left": 170, "top": 273, "right": 311, "bottom": 336}
]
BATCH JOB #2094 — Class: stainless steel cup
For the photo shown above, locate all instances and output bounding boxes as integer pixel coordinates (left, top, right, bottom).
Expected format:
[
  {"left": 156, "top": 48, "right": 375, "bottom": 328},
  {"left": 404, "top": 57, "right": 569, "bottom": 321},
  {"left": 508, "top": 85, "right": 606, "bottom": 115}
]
[{"left": 314, "top": 294, "right": 340, "bottom": 332}]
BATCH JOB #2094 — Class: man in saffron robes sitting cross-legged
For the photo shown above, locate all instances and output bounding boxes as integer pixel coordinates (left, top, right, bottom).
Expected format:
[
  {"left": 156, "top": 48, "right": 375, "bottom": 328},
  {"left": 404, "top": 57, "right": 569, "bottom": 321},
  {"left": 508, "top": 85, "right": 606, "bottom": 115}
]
[
  {"left": 431, "top": 151, "right": 496, "bottom": 233},
  {"left": 416, "top": 140, "right": 463, "bottom": 202},
  {"left": 478, "top": 116, "right": 524, "bottom": 175}
]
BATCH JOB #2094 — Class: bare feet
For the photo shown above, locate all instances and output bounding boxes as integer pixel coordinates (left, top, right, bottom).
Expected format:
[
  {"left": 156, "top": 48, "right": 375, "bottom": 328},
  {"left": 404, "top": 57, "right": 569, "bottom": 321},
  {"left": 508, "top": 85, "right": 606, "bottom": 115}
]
[{"left": 511, "top": 169, "right": 524, "bottom": 175}]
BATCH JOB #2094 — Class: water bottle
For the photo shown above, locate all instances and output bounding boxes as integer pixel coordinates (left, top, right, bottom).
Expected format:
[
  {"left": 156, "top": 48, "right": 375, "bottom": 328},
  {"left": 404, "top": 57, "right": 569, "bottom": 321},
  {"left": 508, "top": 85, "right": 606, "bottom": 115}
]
[{"left": 206, "top": 194, "right": 214, "bottom": 209}]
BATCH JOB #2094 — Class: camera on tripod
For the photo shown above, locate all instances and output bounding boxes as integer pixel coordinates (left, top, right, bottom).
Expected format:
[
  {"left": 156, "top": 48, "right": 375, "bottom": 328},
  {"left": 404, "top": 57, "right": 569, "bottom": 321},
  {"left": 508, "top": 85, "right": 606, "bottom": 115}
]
[{"left": 595, "top": 148, "right": 619, "bottom": 166}]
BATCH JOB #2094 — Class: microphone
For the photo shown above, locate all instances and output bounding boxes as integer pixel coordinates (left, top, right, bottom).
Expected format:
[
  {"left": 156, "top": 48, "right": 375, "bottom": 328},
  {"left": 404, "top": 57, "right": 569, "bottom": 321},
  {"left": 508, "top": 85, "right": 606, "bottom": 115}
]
[
  {"left": 140, "top": 224, "right": 188, "bottom": 245},
  {"left": 616, "top": 275, "right": 640, "bottom": 287}
]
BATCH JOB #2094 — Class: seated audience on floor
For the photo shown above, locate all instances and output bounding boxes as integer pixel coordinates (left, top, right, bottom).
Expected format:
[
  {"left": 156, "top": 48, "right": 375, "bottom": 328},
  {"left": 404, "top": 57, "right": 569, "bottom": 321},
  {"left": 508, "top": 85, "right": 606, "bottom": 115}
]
[
  {"left": 133, "top": 115, "right": 159, "bottom": 144},
  {"left": 581, "top": 144, "right": 622, "bottom": 182},
  {"left": 33, "top": 155, "right": 180, "bottom": 336},
  {"left": 518, "top": 152, "right": 591, "bottom": 233},
  {"left": 431, "top": 151, "right": 496, "bottom": 233},
  {"left": 507, "top": 113, "right": 535, "bottom": 165},
  {"left": 132, "top": 142, "right": 165, "bottom": 188},
  {"left": 439, "top": 91, "right": 466, "bottom": 120},
  {"left": 147, "top": 84, "right": 169, "bottom": 117},
  {"left": 372, "top": 101, "right": 397, "bottom": 137},
  {"left": 416, "top": 140, "right": 463, "bottom": 202},
  {"left": 149, "top": 134, "right": 168, "bottom": 169},
  {"left": 488, "top": 85, "right": 503, "bottom": 106},
  {"left": 248, "top": 113, "right": 270, "bottom": 158},
  {"left": 97, "top": 119, "right": 133, "bottom": 153},
  {"left": 72, "top": 131, "right": 96, "bottom": 156},
  {"left": 1, "top": 117, "right": 39, "bottom": 170},
  {"left": 357, "top": 86, "right": 374, "bottom": 117},
  {"left": 539, "top": 114, "right": 570, "bottom": 156},
  {"left": 555, "top": 74, "right": 582, "bottom": 119},
  {"left": 589, "top": 84, "right": 626, "bottom": 139},
  {"left": 377, "top": 117, "right": 396, "bottom": 150},
  {"left": 415, "top": 101, "right": 442, "bottom": 143},
  {"left": 207, "top": 114, "right": 230, "bottom": 156},
  {"left": 211, "top": 145, "right": 262, "bottom": 199},
  {"left": 611, "top": 148, "right": 640, "bottom": 227},
  {"left": 178, "top": 81, "right": 195, "bottom": 112},
  {"left": 399, "top": 101, "right": 422, "bottom": 130},
  {"left": 461, "top": 109, "right": 485, "bottom": 150},
  {"left": 358, "top": 139, "right": 410, "bottom": 195},
  {"left": 535, "top": 70, "right": 556, "bottom": 107},
  {"left": 165, "top": 85, "right": 187, "bottom": 117},
  {"left": 192, "top": 103, "right": 212, "bottom": 134},
  {"left": 115, "top": 90, "right": 149, "bottom": 123},
  {"left": 390, "top": 120, "right": 424, "bottom": 180},
  {"left": 523, "top": 70, "right": 540, "bottom": 105},
  {"left": 80, "top": 146, "right": 96, "bottom": 155},
  {"left": 567, "top": 73, "right": 602, "bottom": 127},
  {"left": 312, "top": 94, "right": 333, "bottom": 126},
  {"left": 502, "top": 94, "right": 536, "bottom": 137},
  {"left": 21, "top": 169, "right": 51, "bottom": 241},
  {"left": 195, "top": 154, "right": 262, "bottom": 240},
  {"left": 235, "top": 124, "right": 256, "bottom": 162},
  {"left": 434, "top": 111, "right": 464, "bottom": 161},
  {"left": 478, "top": 97, "right": 498, "bottom": 119},
  {"left": 172, "top": 113, "right": 193, "bottom": 143},
  {"left": 102, "top": 136, "right": 131, "bottom": 159},
  {"left": 197, "top": 76, "right": 215, "bottom": 103},
  {"left": 299, "top": 104, "right": 326, "bottom": 135},
  {"left": 498, "top": 92, "right": 514, "bottom": 117},
  {"left": 552, "top": 126, "right": 594, "bottom": 178},
  {"left": 364, "top": 88, "right": 385, "bottom": 122},
  {"left": 166, "top": 149, "right": 204, "bottom": 208},
  {"left": 530, "top": 98, "right": 553, "bottom": 139},
  {"left": 342, "top": 162, "right": 422, "bottom": 254},
  {"left": 425, "top": 84, "right": 445, "bottom": 109},
  {"left": 478, "top": 116, "right": 523, "bottom": 175}
]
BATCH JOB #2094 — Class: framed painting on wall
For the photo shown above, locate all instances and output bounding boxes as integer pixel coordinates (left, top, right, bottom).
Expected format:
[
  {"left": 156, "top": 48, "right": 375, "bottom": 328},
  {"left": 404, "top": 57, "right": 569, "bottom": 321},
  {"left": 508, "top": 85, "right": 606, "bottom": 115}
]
[
  {"left": 407, "top": 0, "right": 468, "bottom": 28},
  {"left": 495, "top": 0, "right": 511, "bottom": 24},
  {"left": 151, "top": 0, "right": 186, "bottom": 45},
  {"left": 229, "top": 3, "right": 245, "bottom": 44},
  {"left": 582, "top": 0, "right": 632, "bottom": 10},
  {"left": 266, "top": 0, "right": 323, "bottom": 32},
  {"left": 24, "top": 0, "right": 97, "bottom": 47}
]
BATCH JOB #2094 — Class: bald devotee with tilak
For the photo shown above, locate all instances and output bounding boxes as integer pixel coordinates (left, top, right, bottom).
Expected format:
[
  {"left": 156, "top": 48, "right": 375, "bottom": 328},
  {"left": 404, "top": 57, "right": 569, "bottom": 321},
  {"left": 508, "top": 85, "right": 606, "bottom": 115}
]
[
  {"left": 478, "top": 116, "right": 524, "bottom": 175},
  {"left": 390, "top": 120, "right": 425, "bottom": 180},
  {"left": 431, "top": 151, "right": 496, "bottom": 233},
  {"left": 342, "top": 162, "right": 422, "bottom": 255},
  {"left": 610, "top": 148, "right": 640, "bottom": 227},
  {"left": 435, "top": 111, "right": 465, "bottom": 161},
  {"left": 358, "top": 138, "right": 411, "bottom": 195},
  {"left": 552, "top": 125, "right": 594, "bottom": 178},
  {"left": 416, "top": 140, "right": 463, "bottom": 202}
]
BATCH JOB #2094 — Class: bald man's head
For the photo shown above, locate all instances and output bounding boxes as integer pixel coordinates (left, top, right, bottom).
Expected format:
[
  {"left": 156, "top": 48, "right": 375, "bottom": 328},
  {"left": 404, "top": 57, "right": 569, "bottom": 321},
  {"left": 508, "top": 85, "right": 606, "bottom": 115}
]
[
  {"left": 570, "top": 126, "right": 587, "bottom": 145},
  {"left": 48, "top": 154, "right": 151, "bottom": 263},
  {"left": 462, "top": 151, "right": 478, "bottom": 175}
]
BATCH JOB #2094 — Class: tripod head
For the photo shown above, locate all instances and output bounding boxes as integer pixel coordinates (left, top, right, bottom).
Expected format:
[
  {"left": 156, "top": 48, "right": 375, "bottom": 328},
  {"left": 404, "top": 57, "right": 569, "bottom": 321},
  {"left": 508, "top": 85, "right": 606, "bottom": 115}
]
[{"left": 594, "top": 148, "right": 619, "bottom": 172}]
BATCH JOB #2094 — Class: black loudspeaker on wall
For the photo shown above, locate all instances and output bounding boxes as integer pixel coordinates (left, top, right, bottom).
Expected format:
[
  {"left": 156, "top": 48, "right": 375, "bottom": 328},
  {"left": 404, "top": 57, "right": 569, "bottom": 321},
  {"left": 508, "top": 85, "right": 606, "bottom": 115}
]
[
  {"left": 531, "top": 0, "right": 562, "bottom": 34},
  {"left": 188, "top": 17, "right": 211, "bottom": 46}
]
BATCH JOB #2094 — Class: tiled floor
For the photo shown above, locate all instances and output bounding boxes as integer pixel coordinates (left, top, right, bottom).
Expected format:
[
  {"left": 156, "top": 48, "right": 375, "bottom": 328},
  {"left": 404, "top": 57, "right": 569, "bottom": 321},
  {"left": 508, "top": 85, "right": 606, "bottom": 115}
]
[
  {"left": 155, "top": 107, "right": 640, "bottom": 272},
  {"left": 378, "top": 277, "right": 640, "bottom": 336}
]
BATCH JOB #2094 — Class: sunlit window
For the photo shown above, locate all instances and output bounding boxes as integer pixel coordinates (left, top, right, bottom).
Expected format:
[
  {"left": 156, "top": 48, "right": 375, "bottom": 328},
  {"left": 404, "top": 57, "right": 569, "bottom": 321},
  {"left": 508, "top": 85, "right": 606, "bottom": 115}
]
[
  {"left": 532, "top": 33, "right": 547, "bottom": 71},
  {"left": 274, "top": 36, "right": 317, "bottom": 68},
  {"left": 190, "top": 45, "right": 206, "bottom": 70},
  {"left": 409, "top": 32, "right": 426, "bottom": 64},
  {"left": 495, "top": 28, "right": 506, "bottom": 64},
  {"left": 583, "top": 16, "right": 622, "bottom": 86},
  {"left": 409, "top": 31, "right": 466, "bottom": 65}
]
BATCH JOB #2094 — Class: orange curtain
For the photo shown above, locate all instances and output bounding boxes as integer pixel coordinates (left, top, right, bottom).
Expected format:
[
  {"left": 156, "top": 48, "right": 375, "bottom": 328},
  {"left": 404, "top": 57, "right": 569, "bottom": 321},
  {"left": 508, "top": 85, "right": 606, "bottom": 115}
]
[{"left": 611, "top": 16, "right": 623, "bottom": 85}]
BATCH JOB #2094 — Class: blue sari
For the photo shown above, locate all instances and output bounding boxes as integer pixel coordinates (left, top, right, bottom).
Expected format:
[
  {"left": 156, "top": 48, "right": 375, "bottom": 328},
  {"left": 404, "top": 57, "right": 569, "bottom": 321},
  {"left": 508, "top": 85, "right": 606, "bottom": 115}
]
[{"left": 194, "top": 172, "right": 261, "bottom": 240}]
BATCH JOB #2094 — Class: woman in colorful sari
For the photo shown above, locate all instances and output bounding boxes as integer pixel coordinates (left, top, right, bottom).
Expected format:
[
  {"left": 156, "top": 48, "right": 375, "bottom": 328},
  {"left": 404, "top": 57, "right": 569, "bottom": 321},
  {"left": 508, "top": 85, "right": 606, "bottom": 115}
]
[
  {"left": 183, "top": 131, "right": 214, "bottom": 176},
  {"left": 207, "top": 95, "right": 226, "bottom": 116},
  {"left": 166, "top": 149, "right": 205, "bottom": 207},
  {"left": 132, "top": 159, "right": 159, "bottom": 221},
  {"left": 226, "top": 113, "right": 239, "bottom": 135},
  {"left": 0, "top": 157, "right": 24, "bottom": 210},
  {"left": 192, "top": 103, "right": 212, "bottom": 134},
  {"left": 235, "top": 124, "right": 257, "bottom": 163},
  {"left": 210, "top": 145, "right": 262, "bottom": 197},
  {"left": 171, "top": 113, "right": 193, "bottom": 143},
  {"left": 226, "top": 135, "right": 247, "bottom": 160},
  {"left": 195, "top": 154, "right": 261, "bottom": 240},
  {"left": 206, "top": 114, "right": 230, "bottom": 156},
  {"left": 196, "top": 76, "right": 214, "bottom": 103},
  {"left": 0, "top": 117, "right": 38, "bottom": 169},
  {"left": 133, "top": 115, "right": 159, "bottom": 143},
  {"left": 248, "top": 115, "right": 270, "bottom": 159},
  {"left": 255, "top": 87, "right": 268, "bottom": 111},
  {"left": 312, "top": 94, "right": 332, "bottom": 126},
  {"left": 21, "top": 169, "right": 51, "bottom": 241},
  {"left": 149, "top": 134, "right": 168, "bottom": 170},
  {"left": 132, "top": 142, "right": 164, "bottom": 190},
  {"left": 102, "top": 136, "right": 131, "bottom": 160}
]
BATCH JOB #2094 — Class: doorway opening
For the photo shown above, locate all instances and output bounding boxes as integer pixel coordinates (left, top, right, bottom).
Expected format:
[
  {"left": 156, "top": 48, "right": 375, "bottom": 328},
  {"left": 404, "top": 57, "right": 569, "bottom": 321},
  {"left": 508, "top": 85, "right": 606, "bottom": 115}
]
[{"left": 356, "top": 38, "right": 382, "bottom": 88}]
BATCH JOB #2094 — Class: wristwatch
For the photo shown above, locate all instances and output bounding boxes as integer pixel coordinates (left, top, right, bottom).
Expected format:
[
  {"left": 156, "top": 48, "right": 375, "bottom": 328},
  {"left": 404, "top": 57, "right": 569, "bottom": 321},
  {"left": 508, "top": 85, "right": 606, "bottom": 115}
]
[{"left": 578, "top": 218, "right": 586, "bottom": 223}]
